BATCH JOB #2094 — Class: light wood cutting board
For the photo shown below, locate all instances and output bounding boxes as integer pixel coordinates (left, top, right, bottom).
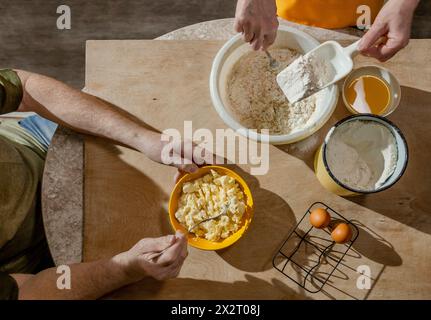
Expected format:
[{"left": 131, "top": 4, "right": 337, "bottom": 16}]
[{"left": 83, "top": 39, "right": 431, "bottom": 300}]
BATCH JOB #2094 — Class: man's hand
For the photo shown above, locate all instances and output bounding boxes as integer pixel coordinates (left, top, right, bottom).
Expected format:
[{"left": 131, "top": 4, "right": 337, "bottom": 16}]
[
  {"left": 14, "top": 232, "right": 188, "bottom": 299},
  {"left": 140, "top": 132, "right": 218, "bottom": 174},
  {"left": 113, "top": 231, "right": 188, "bottom": 282},
  {"left": 234, "top": 0, "right": 278, "bottom": 51},
  {"left": 358, "top": 0, "right": 420, "bottom": 62}
]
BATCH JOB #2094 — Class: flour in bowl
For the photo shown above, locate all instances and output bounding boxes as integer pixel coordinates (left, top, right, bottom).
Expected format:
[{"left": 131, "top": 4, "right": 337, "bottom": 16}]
[
  {"left": 326, "top": 120, "right": 398, "bottom": 191},
  {"left": 226, "top": 48, "right": 320, "bottom": 135}
]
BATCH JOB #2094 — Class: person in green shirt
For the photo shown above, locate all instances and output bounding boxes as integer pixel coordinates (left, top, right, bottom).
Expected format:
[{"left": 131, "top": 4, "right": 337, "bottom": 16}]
[{"left": 0, "top": 69, "right": 202, "bottom": 299}]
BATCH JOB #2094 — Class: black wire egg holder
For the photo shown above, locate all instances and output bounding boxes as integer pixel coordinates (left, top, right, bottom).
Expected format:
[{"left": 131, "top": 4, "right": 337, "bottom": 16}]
[{"left": 272, "top": 202, "right": 359, "bottom": 293}]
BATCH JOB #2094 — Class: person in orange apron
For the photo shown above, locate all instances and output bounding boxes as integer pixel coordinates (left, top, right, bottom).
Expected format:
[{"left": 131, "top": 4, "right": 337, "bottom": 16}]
[{"left": 234, "top": 0, "right": 420, "bottom": 61}]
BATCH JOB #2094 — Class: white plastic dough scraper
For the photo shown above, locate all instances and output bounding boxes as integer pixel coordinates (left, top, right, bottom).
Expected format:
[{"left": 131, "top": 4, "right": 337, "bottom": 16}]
[{"left": 277, "top": 39, "right": 361, "bottom": 103}]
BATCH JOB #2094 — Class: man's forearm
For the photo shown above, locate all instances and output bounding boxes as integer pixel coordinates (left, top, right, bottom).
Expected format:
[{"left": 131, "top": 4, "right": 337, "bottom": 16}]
[
  {"left": 15, "top": 70, "right": 158, "bottom": 155},
  {"left": 15, "top": 257, "right": 134, "bottom": 300}
]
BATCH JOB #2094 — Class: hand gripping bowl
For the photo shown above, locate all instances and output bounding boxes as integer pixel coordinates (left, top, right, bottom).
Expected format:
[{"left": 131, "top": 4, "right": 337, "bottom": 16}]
[
  {"left": 169, "top": 166, "right": 254, "bottom": 250},
  {"left": 209, "top": 25, "right": 339, "bottom": 145}
]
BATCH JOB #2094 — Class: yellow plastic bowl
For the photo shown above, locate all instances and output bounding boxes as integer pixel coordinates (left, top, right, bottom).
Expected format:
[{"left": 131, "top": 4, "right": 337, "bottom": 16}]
[{"left": 168, "top": 165, "right": 254, "bottom": 250}]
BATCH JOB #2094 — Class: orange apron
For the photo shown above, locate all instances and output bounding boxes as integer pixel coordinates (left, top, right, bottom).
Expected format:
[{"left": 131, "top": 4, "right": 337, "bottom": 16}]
[{"left": 276, "top": 0, "right": 384, "bottom": 29}]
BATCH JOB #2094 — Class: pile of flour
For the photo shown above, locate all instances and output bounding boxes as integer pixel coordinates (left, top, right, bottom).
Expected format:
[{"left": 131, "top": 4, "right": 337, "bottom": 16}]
[
  {"left": 326, "top": 120, "right": 398, "bottom": 191},
  {"left": 227, "top": 48, "right": 320, "bottom": 135},
  {"left": 277, "top": 52, "right": 335, "bottom": 103}
]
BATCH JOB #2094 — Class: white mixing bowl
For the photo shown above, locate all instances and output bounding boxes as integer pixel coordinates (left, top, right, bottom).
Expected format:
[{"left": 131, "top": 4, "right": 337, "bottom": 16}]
[{"left": 209, "top": 25, "right": 339, "bottom": 145}]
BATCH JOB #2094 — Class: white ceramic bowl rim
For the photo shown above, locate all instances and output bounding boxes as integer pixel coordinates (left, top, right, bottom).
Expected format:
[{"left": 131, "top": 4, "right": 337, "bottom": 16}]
[{"left": 209, "top": 25, "right": 339, "bottom": 145}]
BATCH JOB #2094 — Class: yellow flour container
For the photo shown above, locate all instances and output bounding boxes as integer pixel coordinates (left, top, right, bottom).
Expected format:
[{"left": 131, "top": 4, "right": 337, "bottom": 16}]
[{"left": 314, "top": 114, "right": 408, "bottom": 196}]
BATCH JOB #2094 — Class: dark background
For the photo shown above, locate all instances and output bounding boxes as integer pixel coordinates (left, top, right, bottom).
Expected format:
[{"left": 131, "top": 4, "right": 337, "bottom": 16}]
[{"left": 0, "top": 0, "right": 429, "bottom": 88}]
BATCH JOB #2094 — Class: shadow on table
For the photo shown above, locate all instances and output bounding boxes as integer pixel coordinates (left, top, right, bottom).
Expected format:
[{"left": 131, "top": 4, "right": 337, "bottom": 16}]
[
  {"left": 272, "top": 217, "right": 401, "bottom": 299},
  {"left": 212, "top": 160, "right": 401, "bottom": 298},
  {"left": 83, "top": 138, "right": 172, "bottom": 261},
  {"left": 106, "top": 217, "right": 400, "bottom": 300},
  {"left": 104, "top": 274, "right": 311, "bottom": 300},
  {"left": 349, "top": 86, "right": 431, "bottom": 234},
  {"left": 350, "top": 220, "right": 402, "bottom": 267},
  {"left": 324, "top": 220, "right": 402, "bottom": 300},
  {"left": 215, "top": 164, "right": 297, "bottom": 273}
]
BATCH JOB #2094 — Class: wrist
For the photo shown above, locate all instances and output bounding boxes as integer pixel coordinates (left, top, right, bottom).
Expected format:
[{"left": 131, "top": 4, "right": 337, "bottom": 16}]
[
  {"left": 129, "top": 127, "right": 160, "bottom": 155},
  {"left": 111, "top": 252, "right": 145, "bottom": 284},
  {"left": 111, "top": 251, "right": 147, "bottom": 284}
]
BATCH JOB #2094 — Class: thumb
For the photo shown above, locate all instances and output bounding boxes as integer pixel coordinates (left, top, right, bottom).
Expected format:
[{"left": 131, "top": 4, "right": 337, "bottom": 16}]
[
  {"left": 170, "top": 153, "right": 198, "bottom": 173},
  {"left": 358, "top": 23, "right": 388, "bottom": 52},
  {"left": 175, "top": 162, "right": 199, "bottom": 174},
  {"left": 174, "top": 170, "right": 187, "bottom": 184}
]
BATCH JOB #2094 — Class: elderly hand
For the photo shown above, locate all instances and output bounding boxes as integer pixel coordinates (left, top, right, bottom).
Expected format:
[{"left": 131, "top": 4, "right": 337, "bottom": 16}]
[
  {"left": 114, "top": 231, "right": 188, "bottom": 281},
  {"left": 358, "top": 0, "right": 420, "bottom": 62},
  {"left": 234, "top": 0, "right": 279, "bottom": 51}
]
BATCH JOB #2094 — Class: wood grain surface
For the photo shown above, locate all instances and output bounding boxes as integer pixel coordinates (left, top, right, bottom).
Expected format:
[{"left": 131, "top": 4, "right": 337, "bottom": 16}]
[{"left": 83, "top": 39, "right": 431, "bottom": 299}]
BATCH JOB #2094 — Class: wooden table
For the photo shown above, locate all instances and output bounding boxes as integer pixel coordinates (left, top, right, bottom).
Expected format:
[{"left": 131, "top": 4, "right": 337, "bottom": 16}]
[
  {"left": 41, "top": 18, "right": 361, "bottom": 266},
  {"left": 42, "top": 19, "right": 431, "bottom": 300}
]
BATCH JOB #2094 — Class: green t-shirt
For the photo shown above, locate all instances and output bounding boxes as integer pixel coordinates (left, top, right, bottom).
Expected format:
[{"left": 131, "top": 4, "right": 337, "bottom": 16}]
[
  {"left": 0, "top": 272, "right": 18, "bottom": 300},
  {"left": 0, "top": 70, "right": 49, "bottom": 282}
]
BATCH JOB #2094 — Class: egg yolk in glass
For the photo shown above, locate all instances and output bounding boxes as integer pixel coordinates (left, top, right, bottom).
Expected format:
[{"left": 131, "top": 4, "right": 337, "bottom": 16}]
[{"left": 345, "top": 75, "right": 390, "bottom": 115}]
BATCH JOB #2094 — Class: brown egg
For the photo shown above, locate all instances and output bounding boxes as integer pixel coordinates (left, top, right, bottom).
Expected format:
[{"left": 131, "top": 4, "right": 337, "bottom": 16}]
[
  {"left": 309, "top": 208, "right": 331, "bottom": 229},
  {"left": 331, "top": 222, "right": 352, "bottom": 244}
]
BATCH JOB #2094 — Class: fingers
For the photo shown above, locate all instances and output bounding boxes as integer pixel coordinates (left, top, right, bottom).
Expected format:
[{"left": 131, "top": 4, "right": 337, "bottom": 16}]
[
  {"left": 361, "top": 34, "right": 408, "bottom": 62},
  {"left": 170, "top": 139, "right": 224, "bottom": 174},
  {"left": 262, "top": 31, "right": 277, "bottom": 51},
  {"left": 164, "top": 252, "right": 186, "bottom": 278},
  {"left": 364, "top": 42, "right": 406, "bottom": 62},
  {"left": 170, "top": 136, "right": 227, "bottom": 176},
  {"left": 192, "top": 144, "right": 221, "bottom": 166},
  {"left": 262, "top": 18, "right": 278, "bottom": 51},
  {"left": 151, "top": 232, "right": 188, "bottom": 280},
  {"left": 129, "top": 233, "right": 188, "bottom": 281},
  {"left": 175, "top": 231, "right": 188, "bottom": 259},
  {"left": 164, "top": 232, "right": 188, "bottom": 277},
  {"left": 234, "top": 0, "right": 278, "bottom": 51},
  {"left": 234, "top": 16, "right": 254, "bottom": 43},
  {"left": 358, "top": 22, "right": 388, "bottom": 53},
  {"left": 170, "top": 140, "right": 201, "bottom": 173},
  {"left": 170, "top": 153, "right": 198, "bottom": 173},
  {"left": 153, "top": 251, "right": 185, "bottom": 280},
  {"left": 250, "top": 30, "right": 264, "bottom": 51},
  {"left": 243, "top": 22, "right": 255, "bottom": 43},
  {"left": 176, "top": 162, "right": 199, "bottom": 173},
  {"left": 361, "top": 45, "right": 390, "bottom": 62},
  {"left": 173, "top": 148, "right": 225, "bottom": 184},
  {"left": 380, "top": 38, "right": 408, "bottom": 61},
  {"left": 157, "top": 232, "right": 187, "bottom": 267},
  {"left": 357, "top": 0, "right": 414, "bottom": 62},
  {"left": 135, "top": 234, "right": 176, "bottom": 254},
  {"left": 234, "top": 12, "right": 276, "bottom": 51},
  {"left": 358, "top": 22, "right": 395, "bottom": 61}
]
